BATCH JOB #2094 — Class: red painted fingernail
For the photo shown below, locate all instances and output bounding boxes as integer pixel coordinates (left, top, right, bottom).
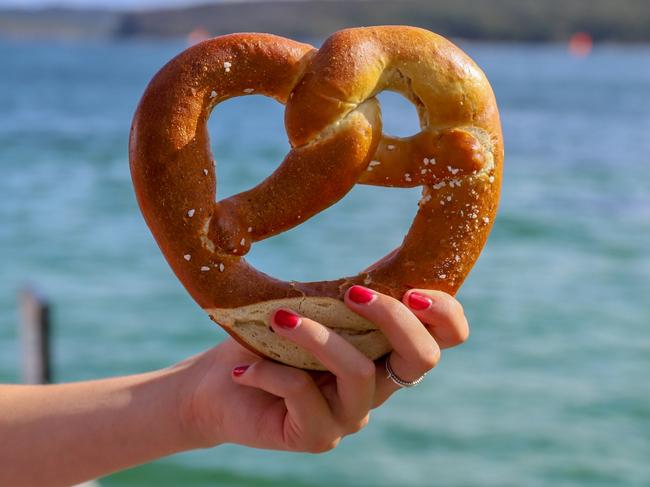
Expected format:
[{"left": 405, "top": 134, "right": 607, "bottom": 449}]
[
  {"left": 273, "top": 309, "right": 301, "bottom": 329},
  {"left": 408, "top": 292, "right": 432, "bottom": 310},
  {"left": 232, "top": 365, "right": 249, "bottom": 377},
  {"left": 348, "top": 285, "right": 376, "bottom": 304}
]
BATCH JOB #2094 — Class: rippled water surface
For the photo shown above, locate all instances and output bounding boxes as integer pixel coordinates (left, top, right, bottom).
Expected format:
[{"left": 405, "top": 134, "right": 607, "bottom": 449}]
[{"left": 0, "top": 40, "right": 648, "bottom": 486}]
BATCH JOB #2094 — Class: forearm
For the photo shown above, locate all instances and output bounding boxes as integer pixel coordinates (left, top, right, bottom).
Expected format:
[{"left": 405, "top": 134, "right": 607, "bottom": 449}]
[{"left": 0, "top": 360, "right": 201, "bottom": 486}]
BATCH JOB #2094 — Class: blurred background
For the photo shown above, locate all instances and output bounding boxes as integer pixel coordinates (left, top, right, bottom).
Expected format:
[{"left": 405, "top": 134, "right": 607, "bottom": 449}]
[{"left": 1, "top": 0, "right": 649, "bottom": 486}]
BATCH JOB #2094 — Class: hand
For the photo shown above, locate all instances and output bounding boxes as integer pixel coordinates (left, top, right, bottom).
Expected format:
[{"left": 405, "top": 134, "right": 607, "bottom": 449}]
[{"left": 179, "top": 286, "right": 469, "bottom": 452}]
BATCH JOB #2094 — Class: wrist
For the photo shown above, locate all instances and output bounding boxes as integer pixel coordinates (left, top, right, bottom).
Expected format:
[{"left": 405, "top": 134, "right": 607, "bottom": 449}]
[{"left": 172, "top": 349, "right": 227, "bottom": 450}]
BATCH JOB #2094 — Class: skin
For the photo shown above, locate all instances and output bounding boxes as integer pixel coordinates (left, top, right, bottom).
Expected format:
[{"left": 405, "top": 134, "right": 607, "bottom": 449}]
[{"left": 0, "top": 287, "right": 469, "bottom": 487}]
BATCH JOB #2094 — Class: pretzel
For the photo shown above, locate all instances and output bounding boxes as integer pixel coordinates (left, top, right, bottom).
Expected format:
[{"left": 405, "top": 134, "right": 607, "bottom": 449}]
[{"left": 129, "top": 26, "right": 503, "bottom": 370}]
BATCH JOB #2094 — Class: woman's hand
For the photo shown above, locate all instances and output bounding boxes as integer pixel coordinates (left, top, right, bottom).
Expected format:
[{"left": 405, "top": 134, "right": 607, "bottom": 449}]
[{"left": 180, "top": 286, "right": 469, "bottom": 452}]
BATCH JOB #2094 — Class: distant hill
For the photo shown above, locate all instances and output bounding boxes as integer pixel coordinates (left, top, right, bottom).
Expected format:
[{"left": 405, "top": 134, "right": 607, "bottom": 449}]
[
  {"left": 0, "top": 8, "right": 118, "bottom": 40},
  {"left": 2, "top": 0, "right": 650, "bottom": 42}
]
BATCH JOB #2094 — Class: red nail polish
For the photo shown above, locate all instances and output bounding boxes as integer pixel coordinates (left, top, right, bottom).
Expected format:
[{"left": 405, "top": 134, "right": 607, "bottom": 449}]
[
  {"left": 408, "top": 292, "right": 432, "bottom": 310},
  {"left": 273, "top": 309, "right": 301, "bottom": 329},
  {"left": 348, "top": 285, "right": 376, "bottom": 304},
  {"left": 232, "top": 365, "right": 249, "bottom": 377}
]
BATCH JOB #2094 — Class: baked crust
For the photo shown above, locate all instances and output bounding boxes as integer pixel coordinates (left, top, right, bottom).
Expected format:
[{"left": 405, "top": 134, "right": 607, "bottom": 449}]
[{"left": 129, "top": 27, "right": 503, "bottom": 369}]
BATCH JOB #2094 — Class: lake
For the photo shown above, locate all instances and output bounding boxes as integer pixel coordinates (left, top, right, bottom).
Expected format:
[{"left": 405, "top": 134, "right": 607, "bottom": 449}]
[{"left": 0, "top": 39, "right": 648, "bottom": 486}]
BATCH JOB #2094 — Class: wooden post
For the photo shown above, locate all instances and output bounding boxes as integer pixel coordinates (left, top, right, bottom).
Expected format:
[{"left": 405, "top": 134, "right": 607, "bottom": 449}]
[{"left": 19, "top": 287, "right": 51, "bottom": 384}]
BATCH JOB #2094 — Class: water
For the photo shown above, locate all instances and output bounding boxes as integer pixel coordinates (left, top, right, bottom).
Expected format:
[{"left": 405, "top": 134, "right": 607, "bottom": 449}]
[{"left": 1, "top": 39, "right": 649, "bottom": 486}]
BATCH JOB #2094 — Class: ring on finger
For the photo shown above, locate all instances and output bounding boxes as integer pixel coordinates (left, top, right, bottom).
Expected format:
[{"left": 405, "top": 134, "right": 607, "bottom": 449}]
[{"left": 385, "top": 357, "right": 427, "bottom": 388}]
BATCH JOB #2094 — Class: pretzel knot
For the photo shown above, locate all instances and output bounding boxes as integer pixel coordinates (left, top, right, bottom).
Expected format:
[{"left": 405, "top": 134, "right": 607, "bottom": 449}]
[{"left": 130, "top": 26, "right": 503, "bottom": 370}]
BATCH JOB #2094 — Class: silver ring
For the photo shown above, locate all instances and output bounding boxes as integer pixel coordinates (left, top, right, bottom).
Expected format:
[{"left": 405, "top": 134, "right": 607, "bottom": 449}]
[{"left": 385, "top": 357, "right": 427, "bottom": 388}]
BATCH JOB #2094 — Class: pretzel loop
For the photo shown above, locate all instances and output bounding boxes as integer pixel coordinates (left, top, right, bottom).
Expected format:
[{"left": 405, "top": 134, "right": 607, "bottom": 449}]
[{"left": 286, "top": 27, "right": 489, "bottom": 189}]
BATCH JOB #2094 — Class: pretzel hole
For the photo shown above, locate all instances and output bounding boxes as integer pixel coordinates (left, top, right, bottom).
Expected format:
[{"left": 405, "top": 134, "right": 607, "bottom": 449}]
[
  {"left": 245, "top": 184, "right": 420, "bottom": 281},
  {"left": 207, "top": 94, "right": 289, "bottom": 200},
  {"left": 376, "top": 91, "right": 422, "bottom": 138},
  {"left": 206, "top": 92, "right": 420, "bottom": 280}
]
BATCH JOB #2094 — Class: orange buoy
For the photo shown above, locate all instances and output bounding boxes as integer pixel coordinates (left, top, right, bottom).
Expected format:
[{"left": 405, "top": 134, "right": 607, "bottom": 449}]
[
  {"left": 568, "top": 32, "right": 593, "bottom": 57},
  {"left": 187, "top": 27, "right": 211, "bottom": 46}
]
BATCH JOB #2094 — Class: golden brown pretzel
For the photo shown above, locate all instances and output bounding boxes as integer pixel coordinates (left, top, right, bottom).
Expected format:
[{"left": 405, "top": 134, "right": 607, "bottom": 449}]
[{"left": 129, "top": 26, "right": 503, "bottom": 370}]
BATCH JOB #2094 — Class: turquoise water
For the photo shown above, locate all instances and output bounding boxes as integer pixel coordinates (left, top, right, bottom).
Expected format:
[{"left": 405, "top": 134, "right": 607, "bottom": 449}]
[{"left": 1, "top": 40, "right": 649, "bottom": 486}]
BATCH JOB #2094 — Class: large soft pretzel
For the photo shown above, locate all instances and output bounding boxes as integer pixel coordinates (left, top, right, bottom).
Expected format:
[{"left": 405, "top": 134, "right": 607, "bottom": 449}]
[{"left": 129, "top": 26, "right": 503, "bottom": 369}]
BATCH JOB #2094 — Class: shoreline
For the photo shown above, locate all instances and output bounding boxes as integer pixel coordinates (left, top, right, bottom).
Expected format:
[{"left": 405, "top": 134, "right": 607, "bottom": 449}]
[{"left": 1, "top": 0, "right": 650, "bottom": 43}]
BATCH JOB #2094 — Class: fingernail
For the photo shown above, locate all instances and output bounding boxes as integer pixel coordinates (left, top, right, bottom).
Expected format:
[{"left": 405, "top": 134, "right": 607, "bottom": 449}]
[
  {"left": 408, "top": 292, "right": 432, "bottom": 311},
  {"left": 273, "top": 309, "right": 301, "bottom": 329},
  {"left": 232, "top": 365, "right": 249, "bottom": 377},
  {"left": 348, "top": 285, "right": 376, "bottom": 305}
]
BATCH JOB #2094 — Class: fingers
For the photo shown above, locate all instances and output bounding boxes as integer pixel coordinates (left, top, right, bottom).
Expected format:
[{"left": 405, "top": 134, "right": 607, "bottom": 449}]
[
  {"left": 230, "top": 308, "right": 376, "bottom": 451},
  {"left": 401, "top": 289, "right": 470, "bottom": 349},
  {"left": 268, "top": 309, "right": 376, "bottom": 428},
  {"left": 343, "top": 285, "right": 469, "bottom": 406},
  {"left": 345, "top": 285, "right": 441, "bottom": 382},
  {"left": 231, "top": 359, "right": 336, "bottom": 448}
]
